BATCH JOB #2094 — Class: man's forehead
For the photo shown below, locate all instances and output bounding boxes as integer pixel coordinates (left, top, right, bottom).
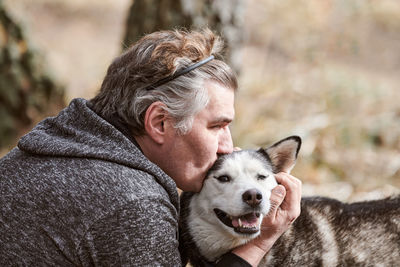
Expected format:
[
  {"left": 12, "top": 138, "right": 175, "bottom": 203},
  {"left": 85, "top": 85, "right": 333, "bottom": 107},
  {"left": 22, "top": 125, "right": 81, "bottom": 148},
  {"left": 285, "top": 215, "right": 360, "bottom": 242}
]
[{"left": 204, "top": 82, "right": 235, "bottom": 114}]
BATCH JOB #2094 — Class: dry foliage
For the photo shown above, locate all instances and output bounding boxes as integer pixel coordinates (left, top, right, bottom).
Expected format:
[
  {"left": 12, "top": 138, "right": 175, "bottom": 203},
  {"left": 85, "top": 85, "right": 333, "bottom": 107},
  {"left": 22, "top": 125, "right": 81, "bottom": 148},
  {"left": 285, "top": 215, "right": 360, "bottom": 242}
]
[{"left": 234, "top": 0, "right": 400, "bottom": 200}]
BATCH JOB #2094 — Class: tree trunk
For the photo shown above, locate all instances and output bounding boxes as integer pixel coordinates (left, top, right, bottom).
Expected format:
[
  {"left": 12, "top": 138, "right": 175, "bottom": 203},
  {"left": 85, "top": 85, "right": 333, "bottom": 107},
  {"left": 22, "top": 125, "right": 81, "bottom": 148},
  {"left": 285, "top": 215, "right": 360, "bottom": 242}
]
[
  {"left": 123, "top": 0, "right": 245, "bottom": 72},
  {"left": 0, "top": 3, "right": 65, "bottom": 151}
]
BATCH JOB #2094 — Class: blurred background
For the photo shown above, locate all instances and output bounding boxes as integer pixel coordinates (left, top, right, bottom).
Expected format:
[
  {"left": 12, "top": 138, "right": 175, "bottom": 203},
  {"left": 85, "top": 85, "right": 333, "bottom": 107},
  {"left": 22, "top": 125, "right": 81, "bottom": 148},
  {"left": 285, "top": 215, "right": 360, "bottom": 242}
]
[{"left": 1, "top": 0, "right": 399, "bottom": 201}]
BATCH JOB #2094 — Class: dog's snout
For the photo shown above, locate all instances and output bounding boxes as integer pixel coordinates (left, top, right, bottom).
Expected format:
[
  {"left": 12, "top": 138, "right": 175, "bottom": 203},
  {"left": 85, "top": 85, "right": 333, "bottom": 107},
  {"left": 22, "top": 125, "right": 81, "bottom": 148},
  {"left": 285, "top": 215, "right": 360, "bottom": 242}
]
[{"left": 242, "top": 189, "right": 263, "bottom": 207}]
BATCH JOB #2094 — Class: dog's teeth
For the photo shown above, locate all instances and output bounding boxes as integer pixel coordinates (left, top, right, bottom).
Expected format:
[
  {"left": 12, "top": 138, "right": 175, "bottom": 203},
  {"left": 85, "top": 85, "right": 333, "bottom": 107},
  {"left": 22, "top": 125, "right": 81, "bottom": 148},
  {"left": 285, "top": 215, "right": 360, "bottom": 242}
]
[{"left": 238, "top": 218, "right": 242, "bottom": 227}]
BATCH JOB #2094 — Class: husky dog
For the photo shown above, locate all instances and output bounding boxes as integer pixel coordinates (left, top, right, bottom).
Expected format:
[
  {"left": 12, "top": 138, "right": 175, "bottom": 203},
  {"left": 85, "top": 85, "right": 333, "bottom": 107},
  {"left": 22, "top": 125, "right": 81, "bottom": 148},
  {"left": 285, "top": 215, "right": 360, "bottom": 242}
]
[{"left": 179, "top": 136, "right": 400, "bottom": 267}]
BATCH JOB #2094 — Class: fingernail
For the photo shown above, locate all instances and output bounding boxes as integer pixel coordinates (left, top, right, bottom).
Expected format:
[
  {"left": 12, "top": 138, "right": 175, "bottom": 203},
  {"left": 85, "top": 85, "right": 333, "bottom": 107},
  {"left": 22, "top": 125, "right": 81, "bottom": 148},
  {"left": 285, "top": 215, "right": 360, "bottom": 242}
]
[{"left": 274, "top": 186, "right": 285, "bottom": 197}]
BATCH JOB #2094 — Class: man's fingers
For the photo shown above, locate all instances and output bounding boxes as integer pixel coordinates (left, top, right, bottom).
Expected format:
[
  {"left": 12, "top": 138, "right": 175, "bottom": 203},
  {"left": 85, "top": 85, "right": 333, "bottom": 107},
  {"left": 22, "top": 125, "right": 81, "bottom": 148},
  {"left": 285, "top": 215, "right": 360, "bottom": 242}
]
[
  {"left": 274, "top": 172, "right": 302, "bottom": 191},
  {"left": 275, "top": 173, "right": 301, "bottom": 206},
  {"left": 274, "top": 172, "right": 302, "bottom": 221}
]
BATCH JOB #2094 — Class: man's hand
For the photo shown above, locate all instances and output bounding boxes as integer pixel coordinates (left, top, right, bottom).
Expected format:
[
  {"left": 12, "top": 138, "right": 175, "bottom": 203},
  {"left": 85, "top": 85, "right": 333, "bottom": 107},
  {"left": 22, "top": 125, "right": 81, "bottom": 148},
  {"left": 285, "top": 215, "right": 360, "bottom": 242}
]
[
  {"left": 253, "top": 172, "right": 302, "bottom": 251},
  {"left": 231, "top": 172, "right": 302, "bottom": 266}
]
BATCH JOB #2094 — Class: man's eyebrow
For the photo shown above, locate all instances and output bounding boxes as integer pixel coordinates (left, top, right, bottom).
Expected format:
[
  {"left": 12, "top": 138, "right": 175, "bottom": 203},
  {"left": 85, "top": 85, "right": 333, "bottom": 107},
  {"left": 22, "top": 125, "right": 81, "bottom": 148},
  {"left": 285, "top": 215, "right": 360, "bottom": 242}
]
[{"left": 211, "top": 117, "right": 233, "bottom": 124}]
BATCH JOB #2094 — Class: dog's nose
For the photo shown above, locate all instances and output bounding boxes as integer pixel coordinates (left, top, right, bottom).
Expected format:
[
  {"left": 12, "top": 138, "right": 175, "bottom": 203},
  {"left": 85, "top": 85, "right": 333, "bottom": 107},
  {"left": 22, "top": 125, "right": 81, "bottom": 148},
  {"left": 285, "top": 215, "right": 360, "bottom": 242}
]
[{"left": 242, "top": 189, "right": 263, "bottom": 207}]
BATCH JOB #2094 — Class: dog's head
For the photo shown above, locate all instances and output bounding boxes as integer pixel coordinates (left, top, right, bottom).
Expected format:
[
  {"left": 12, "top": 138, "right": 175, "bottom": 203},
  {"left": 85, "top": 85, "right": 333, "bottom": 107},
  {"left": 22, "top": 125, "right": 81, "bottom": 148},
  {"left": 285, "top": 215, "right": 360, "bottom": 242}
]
[{"left": 193, "top": 136, "right": 301, "bottom": 242}]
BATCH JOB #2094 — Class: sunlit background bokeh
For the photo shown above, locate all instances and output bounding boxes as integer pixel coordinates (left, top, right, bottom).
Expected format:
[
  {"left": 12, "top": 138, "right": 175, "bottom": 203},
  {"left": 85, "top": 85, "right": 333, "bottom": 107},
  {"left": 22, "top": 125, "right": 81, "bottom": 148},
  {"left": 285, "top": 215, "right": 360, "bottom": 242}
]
[{"left": 3, "top": 0, "right": 400, "bottom": 200}]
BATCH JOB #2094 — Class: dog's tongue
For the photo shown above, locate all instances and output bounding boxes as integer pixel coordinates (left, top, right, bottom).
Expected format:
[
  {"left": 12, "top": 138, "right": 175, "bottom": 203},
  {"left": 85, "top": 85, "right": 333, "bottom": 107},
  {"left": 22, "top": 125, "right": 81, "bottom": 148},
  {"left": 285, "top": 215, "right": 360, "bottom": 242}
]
[{"left": 232, "top": 212, "right": 259, "bottom": 228}]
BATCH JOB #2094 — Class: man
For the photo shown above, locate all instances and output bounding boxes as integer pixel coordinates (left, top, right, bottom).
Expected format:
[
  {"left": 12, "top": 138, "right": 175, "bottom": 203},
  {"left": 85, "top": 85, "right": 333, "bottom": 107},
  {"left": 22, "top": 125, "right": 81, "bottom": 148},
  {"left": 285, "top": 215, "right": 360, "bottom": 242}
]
[{"left": 0, "top": 28, "right": 301, "bottom": 266}]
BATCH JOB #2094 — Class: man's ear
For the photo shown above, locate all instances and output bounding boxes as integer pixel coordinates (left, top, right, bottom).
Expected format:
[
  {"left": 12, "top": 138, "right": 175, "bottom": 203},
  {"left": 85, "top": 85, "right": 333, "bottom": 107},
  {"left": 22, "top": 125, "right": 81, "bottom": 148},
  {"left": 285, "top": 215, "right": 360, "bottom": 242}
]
[
  {"left": 143, "top": 101, "right": 170, "bottom": 144},
  {"left": 258, "top": 136, "right": 301, "bottom": 174}
]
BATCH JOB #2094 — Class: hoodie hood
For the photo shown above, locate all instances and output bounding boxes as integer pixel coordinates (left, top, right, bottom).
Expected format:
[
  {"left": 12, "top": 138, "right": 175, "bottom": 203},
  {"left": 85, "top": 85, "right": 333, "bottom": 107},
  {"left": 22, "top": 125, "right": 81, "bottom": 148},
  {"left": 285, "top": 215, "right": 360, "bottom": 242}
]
[
  {"left": 18, "top": 98, "right": 178, "bottom": 206},
  {"left": 20, "top": 98, "right": 133, "bottom": 161}
]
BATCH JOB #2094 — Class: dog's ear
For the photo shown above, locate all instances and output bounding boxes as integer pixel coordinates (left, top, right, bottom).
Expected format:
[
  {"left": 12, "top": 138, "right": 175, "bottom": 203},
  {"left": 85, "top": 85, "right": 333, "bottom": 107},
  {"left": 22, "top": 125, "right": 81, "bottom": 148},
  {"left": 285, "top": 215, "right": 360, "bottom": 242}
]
[{"left": 258, "top": 136, "right": 301, "bottom": 174}]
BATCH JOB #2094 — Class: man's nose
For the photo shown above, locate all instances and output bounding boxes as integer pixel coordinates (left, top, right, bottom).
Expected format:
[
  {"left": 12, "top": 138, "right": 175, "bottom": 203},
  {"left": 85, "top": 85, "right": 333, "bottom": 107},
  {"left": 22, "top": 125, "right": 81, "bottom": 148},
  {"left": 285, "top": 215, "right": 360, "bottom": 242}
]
[{"left": 217, "top": 127, "right": 233, "bottom": 154}]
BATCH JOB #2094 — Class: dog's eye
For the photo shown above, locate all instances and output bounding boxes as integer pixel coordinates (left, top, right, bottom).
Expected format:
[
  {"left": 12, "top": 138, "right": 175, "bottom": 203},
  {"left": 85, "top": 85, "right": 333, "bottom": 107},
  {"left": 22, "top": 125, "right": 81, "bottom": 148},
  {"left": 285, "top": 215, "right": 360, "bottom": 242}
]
[
  {"left": 215, "top": 175, "right": 231, "bottom": 183},
  {"left": 257, "top": 174, "right": 269, "bottom": 180}
]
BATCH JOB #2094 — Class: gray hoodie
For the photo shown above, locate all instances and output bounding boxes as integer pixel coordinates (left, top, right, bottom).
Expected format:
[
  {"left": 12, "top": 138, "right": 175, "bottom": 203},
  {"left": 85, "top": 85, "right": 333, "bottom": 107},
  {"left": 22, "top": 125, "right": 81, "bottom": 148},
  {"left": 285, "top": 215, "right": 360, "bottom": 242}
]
[{"left": 0, "top": 98, "right": 181, "bottom": 266}]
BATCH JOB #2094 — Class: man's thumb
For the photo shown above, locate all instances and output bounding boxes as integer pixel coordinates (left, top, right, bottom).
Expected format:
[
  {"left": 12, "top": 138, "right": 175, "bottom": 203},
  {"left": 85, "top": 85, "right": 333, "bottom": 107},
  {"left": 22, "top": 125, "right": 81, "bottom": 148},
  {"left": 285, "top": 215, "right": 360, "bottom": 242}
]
[{"left": 270, "top": 185, "right": 286, "bottom": 209}]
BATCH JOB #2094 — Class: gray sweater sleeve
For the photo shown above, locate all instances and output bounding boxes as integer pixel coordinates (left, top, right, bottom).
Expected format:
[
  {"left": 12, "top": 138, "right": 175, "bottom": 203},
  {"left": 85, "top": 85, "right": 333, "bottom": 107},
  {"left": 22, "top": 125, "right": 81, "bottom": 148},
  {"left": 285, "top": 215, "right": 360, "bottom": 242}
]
[{"left": 77, "top": 197, "right": 181, "bottom": 266}]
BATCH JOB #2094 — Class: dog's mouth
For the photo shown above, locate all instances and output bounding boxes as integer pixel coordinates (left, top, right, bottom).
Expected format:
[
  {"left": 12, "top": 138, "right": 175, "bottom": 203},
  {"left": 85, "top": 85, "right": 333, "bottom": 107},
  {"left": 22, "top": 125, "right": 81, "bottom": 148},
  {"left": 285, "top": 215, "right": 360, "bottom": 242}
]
[{"left": 214, "top": 208, "right": 261, "bottom": 234}]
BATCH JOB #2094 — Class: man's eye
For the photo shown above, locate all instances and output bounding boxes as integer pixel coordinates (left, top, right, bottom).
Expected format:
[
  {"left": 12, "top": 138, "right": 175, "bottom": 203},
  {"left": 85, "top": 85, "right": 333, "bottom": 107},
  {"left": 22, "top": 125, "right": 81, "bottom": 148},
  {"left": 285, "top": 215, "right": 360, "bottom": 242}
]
[
  {"left": 215, "top": 175, "right": 231, "bottom": 183},
  {"left": 211, "top": 125, "right": 223, "bottom": 129},
  {"left": 257, "top": 174, "right": 269, "bottom": 180}
]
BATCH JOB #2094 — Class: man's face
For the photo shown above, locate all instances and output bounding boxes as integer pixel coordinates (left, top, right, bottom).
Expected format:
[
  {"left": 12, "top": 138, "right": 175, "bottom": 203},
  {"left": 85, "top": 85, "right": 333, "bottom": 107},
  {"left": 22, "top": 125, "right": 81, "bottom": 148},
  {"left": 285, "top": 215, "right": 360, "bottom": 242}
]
[{"left": 163, "top": 81, "right": 235, "bottom": 192}]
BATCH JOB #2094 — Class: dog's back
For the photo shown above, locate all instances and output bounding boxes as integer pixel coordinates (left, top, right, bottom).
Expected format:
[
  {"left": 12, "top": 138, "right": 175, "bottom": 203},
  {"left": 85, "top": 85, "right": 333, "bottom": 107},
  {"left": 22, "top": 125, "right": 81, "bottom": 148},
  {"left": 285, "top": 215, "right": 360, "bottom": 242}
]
[{"left": 264, "top": 196, "right": 400, "bottom": 267}]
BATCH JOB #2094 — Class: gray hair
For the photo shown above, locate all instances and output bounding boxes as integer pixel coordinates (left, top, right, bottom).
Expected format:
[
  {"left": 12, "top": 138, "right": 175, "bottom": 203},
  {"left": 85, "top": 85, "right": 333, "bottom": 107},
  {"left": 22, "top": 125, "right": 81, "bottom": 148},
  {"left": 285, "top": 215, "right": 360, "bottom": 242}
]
[{"left": 90, "top": 28, "right": 237, "bottom": 135}]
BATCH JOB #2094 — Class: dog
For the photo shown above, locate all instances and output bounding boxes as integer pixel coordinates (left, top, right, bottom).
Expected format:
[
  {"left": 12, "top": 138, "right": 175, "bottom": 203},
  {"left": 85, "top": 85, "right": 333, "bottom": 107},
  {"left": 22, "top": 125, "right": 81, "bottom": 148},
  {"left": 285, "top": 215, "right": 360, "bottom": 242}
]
[{"left": 179, "top": 136, "right": 400, "bottom": 266}]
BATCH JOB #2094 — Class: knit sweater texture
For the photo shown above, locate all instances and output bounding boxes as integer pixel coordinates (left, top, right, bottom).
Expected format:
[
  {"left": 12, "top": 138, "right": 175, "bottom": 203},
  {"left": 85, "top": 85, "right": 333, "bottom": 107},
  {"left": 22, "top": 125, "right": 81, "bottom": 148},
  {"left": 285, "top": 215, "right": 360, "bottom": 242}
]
[{"left": 0, "top": 98, "right": 181, "bottom": 266}]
